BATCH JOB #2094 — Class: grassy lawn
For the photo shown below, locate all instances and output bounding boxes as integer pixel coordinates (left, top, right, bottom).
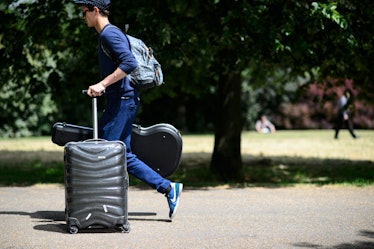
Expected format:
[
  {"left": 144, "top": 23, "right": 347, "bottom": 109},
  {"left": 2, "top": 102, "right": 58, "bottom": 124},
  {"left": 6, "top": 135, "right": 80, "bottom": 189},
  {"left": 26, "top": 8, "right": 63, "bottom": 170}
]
[{"left": 0, "top": 130, "right": 373, "bottom": 187}]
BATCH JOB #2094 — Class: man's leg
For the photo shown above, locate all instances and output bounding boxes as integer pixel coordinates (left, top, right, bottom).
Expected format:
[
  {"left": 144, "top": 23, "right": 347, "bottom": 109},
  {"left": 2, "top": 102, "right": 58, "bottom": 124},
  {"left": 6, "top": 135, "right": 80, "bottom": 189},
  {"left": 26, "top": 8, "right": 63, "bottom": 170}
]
[
  {"left": 126, "top": 152, "right": 171, "bottom": 193},
  {"left": 345, "top": 120, "right": 357, "bottom": 138},
  {"left": 99, "top": 94, "right": 182, "bottom": 218},
  {"left": 334, "top": 114, "right": 343, "bottom": 139}
]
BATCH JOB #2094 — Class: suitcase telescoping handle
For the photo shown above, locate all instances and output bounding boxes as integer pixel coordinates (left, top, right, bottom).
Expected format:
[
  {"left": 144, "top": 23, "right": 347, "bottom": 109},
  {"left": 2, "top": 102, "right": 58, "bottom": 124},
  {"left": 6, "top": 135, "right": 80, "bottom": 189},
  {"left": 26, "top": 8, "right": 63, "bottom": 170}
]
[{"left": 82, "top": 90, "right": 99, "bottom": 140}]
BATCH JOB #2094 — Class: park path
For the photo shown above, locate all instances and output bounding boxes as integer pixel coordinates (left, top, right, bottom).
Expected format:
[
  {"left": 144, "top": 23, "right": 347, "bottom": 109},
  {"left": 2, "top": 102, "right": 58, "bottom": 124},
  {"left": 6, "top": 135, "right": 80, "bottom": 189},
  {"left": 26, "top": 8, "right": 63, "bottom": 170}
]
[{"left": 1, "top": 185, "right": 374, "bottom": 249}]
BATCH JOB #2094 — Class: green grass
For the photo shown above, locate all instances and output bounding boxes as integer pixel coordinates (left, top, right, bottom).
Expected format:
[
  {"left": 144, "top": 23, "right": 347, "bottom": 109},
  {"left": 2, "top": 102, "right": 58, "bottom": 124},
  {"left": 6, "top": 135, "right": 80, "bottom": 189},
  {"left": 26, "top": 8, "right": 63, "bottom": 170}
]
[
  {"left": 0, "top": 161, "right": 64, "bottom": 186},
  {"left": 170, "top": 129, "right": 374, "bottom": 187},
  {"left": 0, "top": 130, "right": 373, "bottom": 187}
]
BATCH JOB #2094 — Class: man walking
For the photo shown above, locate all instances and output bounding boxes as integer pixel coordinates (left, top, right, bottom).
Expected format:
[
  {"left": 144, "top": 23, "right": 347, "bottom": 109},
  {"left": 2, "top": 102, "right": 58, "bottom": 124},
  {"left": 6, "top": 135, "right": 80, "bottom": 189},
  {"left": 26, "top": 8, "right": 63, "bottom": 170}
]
[
  {"left": 334, "top": 88, "right": 358, "bottom": 139},
  {"left": 73, "top": 0, "right": 182, "bottom": 219}
]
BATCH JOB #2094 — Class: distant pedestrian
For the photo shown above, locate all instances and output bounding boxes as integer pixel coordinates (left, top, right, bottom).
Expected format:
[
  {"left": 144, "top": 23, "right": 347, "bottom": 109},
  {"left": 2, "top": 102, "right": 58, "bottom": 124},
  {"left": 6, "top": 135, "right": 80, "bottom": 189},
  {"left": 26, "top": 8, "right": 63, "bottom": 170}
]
[
  {"left": 255, "top": 115, "right": 276, "bottom": 134},
  {"left": 334, "top": 88, "right": 358, "bottom": 139}
]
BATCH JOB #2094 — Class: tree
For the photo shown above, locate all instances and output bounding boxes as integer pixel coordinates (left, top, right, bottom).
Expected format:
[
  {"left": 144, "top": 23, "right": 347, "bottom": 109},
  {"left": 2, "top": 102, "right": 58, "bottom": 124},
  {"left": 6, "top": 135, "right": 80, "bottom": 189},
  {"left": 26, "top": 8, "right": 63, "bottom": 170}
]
[
  {"left": 148, "top": 0, "right": 373, "bottom": 181},
  {"left": 206, "top": 0, "right": 373, "bottom": 181}
]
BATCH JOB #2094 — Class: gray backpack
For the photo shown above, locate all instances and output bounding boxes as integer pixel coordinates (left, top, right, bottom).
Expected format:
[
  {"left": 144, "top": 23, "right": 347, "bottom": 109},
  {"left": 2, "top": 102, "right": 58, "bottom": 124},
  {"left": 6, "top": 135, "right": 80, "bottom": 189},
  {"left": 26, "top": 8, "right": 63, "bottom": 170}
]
[{"left": 101, "top": 25, "right": 164, "bottom": 89}]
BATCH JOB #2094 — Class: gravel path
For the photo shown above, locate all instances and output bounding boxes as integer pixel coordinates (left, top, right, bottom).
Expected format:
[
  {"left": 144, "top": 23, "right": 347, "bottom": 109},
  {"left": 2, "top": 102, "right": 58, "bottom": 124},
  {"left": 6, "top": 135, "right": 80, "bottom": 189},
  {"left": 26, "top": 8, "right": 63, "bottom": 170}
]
[{"left": 1, "top": 185, "right": 374, "bottom": 249}]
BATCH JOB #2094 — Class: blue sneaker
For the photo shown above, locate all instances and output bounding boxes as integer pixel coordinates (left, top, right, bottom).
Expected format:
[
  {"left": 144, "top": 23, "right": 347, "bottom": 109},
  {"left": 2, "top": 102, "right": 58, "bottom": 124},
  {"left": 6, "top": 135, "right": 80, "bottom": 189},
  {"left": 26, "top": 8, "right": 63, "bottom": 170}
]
[{"left": 166, "top": 182, "right": 183, "bottom": 219}]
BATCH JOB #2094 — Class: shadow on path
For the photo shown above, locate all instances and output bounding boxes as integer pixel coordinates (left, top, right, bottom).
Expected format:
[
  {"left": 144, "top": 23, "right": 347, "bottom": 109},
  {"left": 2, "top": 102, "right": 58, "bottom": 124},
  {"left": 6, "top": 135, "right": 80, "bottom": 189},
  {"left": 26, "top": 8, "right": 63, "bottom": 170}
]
[
  {"left": 293, "top": 229, "right": 374, "bottom": 249},
  {"left": 0, "top": 210, "right": 170, "bottom": 234}
]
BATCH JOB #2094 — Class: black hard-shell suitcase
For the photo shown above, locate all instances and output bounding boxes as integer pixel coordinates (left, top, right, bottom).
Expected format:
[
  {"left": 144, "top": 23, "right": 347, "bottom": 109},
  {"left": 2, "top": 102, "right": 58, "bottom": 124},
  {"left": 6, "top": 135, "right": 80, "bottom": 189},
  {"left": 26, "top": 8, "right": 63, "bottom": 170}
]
[
  {"left": 64, "top": 97, "right": 130, "bottom": 234},
  {"left": 52, "top": 123, "right": 182, "bottom": 177}
]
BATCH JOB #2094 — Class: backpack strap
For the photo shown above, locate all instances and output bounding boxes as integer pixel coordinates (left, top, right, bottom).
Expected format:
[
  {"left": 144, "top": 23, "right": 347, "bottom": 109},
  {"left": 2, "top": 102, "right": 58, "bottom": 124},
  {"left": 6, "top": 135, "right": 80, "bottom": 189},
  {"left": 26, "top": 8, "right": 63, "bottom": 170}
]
[
  {"left": 101, "top": 42, "right": 114, "bottom": 62},
  {"left": 100, "top": 24, "right": 130, "bottom": 64}
]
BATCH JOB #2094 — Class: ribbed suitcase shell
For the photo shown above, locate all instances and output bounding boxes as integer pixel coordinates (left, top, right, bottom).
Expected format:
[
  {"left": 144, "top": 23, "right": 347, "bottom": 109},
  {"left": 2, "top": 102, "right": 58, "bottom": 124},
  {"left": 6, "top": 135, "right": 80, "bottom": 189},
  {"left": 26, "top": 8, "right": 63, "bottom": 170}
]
[{"left": 64, "top": 140, "right": 130, "bottom": 233}]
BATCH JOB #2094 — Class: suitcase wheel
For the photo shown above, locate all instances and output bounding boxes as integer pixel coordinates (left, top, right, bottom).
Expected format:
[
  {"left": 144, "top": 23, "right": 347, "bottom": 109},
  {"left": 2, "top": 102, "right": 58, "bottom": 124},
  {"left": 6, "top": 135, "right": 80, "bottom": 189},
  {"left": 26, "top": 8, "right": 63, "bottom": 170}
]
[
  {"left": 69, "top": 225, "right": 79, "bottom": 234},
  {"left": 116, "top": 224, "right": 131, "bottom": 233}
]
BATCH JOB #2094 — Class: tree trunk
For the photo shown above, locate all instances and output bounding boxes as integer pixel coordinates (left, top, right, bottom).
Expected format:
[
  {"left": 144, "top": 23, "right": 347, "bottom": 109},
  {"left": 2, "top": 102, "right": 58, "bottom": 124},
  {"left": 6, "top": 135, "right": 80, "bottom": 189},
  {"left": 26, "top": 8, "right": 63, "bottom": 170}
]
[{"left": 210, "top": 72, "right": 243, "bottom": 181}]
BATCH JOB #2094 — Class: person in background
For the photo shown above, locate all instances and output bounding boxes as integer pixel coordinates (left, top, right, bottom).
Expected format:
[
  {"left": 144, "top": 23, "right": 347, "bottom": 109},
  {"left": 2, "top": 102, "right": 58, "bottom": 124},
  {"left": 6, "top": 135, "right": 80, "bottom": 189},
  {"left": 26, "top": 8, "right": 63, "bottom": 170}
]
[
  {"left": 334, "top": 88, "right": 358, "bottom": 139},
  {"left": 255, "top": 115, "right": 276, "bottom": 134},
  {"left": 73, "top": 0, "right": 182, "bottom": 219}
]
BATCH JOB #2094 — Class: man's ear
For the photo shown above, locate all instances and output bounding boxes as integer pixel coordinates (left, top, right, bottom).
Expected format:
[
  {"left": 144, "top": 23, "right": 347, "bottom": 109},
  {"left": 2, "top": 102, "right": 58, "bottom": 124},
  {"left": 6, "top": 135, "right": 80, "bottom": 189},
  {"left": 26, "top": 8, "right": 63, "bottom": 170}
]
[{"left": 93, "top": 6, "right": 100, "bottom": 14}]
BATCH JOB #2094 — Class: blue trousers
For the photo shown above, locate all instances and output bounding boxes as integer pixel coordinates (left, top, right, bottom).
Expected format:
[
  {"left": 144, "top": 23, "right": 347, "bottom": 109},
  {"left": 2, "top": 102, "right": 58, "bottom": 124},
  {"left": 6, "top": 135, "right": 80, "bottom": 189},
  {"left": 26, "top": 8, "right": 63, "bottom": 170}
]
[{"left": 98, "top": 92, "right": 171, "bottom": 194}]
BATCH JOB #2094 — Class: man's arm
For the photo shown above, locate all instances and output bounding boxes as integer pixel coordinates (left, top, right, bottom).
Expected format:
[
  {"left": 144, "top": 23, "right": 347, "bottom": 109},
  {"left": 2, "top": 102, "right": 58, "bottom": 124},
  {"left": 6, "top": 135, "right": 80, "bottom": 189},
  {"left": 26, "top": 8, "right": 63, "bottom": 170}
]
[
  {"left": 267, "top": 121, "right": 276, "bottom": 133},
  {"left": 87, "top": 67, "right": 127, "bottom": 97},
  {"left": 255, "top": 121, "right": 262, "bottom": 133}
]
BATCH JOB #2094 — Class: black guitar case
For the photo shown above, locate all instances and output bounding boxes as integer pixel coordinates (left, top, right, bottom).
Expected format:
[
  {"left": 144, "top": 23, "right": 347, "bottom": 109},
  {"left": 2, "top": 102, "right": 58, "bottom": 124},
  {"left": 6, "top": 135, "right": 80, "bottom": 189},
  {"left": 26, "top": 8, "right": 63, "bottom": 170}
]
[
  {"left": 52, "top": 122, "right": 182, "bottom": 177},
  {"left": 130, "top": 124, "right": 182, "bottom": 178}
]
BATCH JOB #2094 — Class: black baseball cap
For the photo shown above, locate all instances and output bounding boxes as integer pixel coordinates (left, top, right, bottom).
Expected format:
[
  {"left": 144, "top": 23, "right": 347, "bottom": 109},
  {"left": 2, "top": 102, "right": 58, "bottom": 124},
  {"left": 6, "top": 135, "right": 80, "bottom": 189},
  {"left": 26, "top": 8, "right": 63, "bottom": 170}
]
[{"left": 73, "top": 0, "right": 110, "bottom": 11}]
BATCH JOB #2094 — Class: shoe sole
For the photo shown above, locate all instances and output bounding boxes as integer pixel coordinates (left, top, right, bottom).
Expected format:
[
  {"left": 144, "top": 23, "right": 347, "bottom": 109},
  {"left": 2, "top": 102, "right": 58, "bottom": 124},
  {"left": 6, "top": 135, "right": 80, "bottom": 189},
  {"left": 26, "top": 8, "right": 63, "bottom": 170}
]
[{"left": 170, "top": 183, "right": 183, "bottom": 219}]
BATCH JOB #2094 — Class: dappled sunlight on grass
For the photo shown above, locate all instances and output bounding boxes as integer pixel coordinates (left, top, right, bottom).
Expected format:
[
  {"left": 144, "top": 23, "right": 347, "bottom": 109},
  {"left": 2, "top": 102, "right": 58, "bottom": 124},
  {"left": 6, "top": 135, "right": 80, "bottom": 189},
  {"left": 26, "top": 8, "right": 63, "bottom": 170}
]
[
  {"left": 0, "top": 137, "right": 61, "bottom": 152},
  {"left": 240, "top": 130, "right": 373, "bottom": 161},
  {"left": 180, "top": 130, "right": 374, "bottom": 162}
]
